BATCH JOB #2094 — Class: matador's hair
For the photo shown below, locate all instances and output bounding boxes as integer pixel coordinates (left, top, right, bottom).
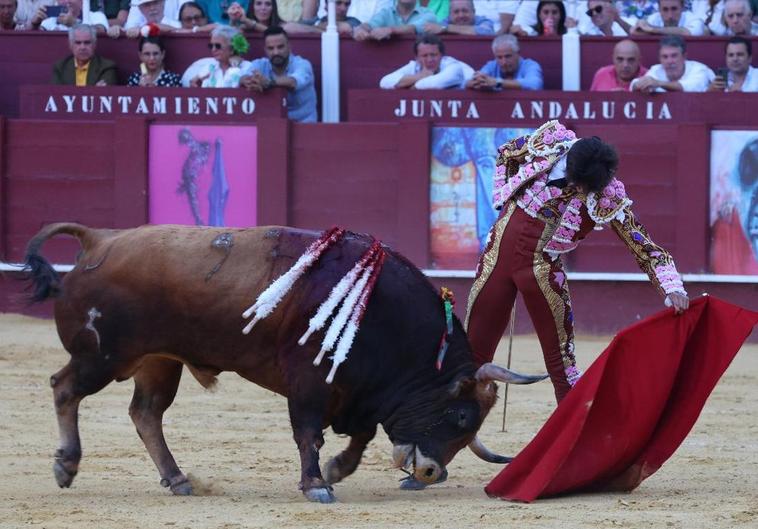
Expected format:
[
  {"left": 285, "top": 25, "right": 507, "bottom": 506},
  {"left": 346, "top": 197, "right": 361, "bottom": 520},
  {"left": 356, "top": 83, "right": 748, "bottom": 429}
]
[{"left": 565, "top": 137, "right": 619, "bottom": 194}]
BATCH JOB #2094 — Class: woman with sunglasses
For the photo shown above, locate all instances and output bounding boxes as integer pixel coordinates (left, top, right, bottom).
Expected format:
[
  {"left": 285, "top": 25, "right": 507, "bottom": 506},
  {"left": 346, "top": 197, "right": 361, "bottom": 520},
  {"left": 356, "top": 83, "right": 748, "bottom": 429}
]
[
  {"left": 183, "top": 26, "right": 251, "bottom": 87},
  {"left": 127, "top": 36, "right": 182, "bottom": 87},
  {"left": 579, "top": 0, "right": 629, "bottom": 35},
  {"left": 176, "top": 1, "right": 216, "bottom": 33}
]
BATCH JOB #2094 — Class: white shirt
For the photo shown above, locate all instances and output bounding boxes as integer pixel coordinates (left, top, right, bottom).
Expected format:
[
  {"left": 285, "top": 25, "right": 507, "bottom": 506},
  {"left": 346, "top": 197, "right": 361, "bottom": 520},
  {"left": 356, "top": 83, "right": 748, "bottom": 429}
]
[
  {"left": 124, "top": 0, "right": 187, "bottom": 29},
  {"left": 579, "top": 20, "right": 628, "bottom": 36},
  {"left": 728, "top": 66, "right": 758, "bottom": 93},
  {"left": 473, "top": 0, "right": 520, "bottom": 33},
  {"left": 379, "top": 56, "right": 474, "bottom": 90},
  {"left": 181, "top": 57, "right": 252, "bottom": 88},
  {"left": 645, "top": 10, "right": 706, "bottom": 35},
  {"left": 40, "top": 10, "right": 109, "bottom": 30},
  {"left": 317, "top": 0, "right": 392, "bottom": 23},
  {"left": 631, "top": 60, "right": 715, "bottom": 92}
]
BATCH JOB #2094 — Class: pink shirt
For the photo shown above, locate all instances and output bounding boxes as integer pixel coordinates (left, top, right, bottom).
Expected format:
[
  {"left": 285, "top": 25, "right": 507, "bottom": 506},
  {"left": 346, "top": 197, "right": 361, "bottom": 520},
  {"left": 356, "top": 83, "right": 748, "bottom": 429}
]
[{"left": 590, "top": 64, "right": 648, "bottom": 92}]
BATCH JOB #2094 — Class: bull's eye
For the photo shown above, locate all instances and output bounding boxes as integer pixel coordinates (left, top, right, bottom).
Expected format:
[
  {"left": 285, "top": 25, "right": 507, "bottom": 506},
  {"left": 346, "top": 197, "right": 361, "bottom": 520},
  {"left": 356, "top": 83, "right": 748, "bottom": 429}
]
[{"left": 457, "top": 410, "right": 468, "bottom": 429}]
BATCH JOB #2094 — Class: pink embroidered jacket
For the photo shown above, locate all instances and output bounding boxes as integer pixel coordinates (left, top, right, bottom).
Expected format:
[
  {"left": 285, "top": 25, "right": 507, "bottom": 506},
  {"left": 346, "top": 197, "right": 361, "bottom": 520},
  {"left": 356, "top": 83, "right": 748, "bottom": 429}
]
[{"left": 493, "top": 120, "right": 685, "bottom": 297}]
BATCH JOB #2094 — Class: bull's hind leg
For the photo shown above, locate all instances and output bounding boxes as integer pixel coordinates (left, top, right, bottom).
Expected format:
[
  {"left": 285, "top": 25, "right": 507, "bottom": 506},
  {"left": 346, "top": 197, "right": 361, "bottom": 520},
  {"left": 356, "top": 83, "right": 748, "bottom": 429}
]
[
  {"left": 129, "top": 356, "right": 192, "bottom": 495},
  {"left": 323, "top": 427, "right": 376, "bottom": 485},
  {"left": 50, "top": 358, "right": 116, "bottom": 489}
]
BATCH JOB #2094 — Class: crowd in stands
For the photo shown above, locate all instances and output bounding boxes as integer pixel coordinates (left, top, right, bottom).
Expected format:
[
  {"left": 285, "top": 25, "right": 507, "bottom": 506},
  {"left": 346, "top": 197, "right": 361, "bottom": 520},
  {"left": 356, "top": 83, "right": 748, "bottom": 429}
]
[{"left": 2, "top": 1, "right": 757, "bottom": 120}]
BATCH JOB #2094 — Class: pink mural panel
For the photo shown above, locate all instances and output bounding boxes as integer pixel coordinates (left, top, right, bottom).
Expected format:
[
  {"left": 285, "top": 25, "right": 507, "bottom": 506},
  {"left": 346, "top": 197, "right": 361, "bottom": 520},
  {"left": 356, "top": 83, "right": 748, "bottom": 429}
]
[{"left": 149, "top": 124, "right": 257, "bottom": 227}]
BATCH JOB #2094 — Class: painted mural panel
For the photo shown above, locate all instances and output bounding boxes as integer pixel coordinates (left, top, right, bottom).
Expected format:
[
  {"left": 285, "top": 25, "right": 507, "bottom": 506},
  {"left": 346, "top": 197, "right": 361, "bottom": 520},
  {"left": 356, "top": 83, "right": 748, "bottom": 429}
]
[
  {"left": 430, "top": 126, "right": 533, "bottom": 269},
  {"left": 710, "top": 130, "right": 758, "bottom": 274},
  {"left": 149, "top": 125, "right": 257, "bottom": 227}
]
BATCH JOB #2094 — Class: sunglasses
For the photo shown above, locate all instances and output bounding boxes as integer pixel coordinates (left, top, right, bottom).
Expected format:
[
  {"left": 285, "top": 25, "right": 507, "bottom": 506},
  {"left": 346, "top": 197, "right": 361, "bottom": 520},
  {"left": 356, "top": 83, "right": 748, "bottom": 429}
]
[
  {"left": 208, "top": 42, "right": 225, "bottom": 50},
  {"left": 585, "top": 5, "right": 603, "bottom": 16},
  {"left": 182, "top": 14, "right": 204, "bottom": 23}
]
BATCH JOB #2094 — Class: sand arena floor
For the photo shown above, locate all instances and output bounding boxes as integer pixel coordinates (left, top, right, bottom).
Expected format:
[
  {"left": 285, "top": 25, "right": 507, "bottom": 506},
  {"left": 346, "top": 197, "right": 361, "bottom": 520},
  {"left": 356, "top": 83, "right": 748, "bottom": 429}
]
[{"left": 0, "top": 314, "right": 756, "bottom": 529}]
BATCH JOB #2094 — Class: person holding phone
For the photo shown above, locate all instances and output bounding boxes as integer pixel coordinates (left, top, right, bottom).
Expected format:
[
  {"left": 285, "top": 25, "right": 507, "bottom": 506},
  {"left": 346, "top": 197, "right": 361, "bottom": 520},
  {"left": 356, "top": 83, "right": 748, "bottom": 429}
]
[
  {"left": 127, "top": 36, "right": 181, "bottom": 87},
  {"left": 37, "top": 0, "right": 109, "bottom": 32},
  {"left": 708, "top": 36, "right": 758, "bottom": 92}
]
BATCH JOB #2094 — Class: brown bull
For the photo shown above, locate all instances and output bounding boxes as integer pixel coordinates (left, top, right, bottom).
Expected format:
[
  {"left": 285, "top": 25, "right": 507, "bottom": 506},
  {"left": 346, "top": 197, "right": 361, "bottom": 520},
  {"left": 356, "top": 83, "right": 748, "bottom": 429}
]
[{"left": 24, "top": 223, "right": 546, "bottom": 503}]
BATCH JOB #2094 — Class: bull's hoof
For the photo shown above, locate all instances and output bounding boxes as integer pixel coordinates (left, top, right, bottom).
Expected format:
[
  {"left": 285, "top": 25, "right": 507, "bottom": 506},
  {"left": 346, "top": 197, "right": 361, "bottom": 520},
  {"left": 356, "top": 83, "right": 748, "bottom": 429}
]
[
  {"left": 399, "top": 469, "right": 448, "bottom": 491},
  {"left": 161, "top": 476, "right": 193, "bottom": 496},
  {"left": 303, "top": 486, "right": 336, "bottom": 503},
  {"left": 170, "top": 480, "right": 193, "bottom": 496},
  {"left": 53, "top": 461, "right": 77, "bottom": 488},
  {"left": 323, "top": 458, "right": 343, "bottom": 485}
]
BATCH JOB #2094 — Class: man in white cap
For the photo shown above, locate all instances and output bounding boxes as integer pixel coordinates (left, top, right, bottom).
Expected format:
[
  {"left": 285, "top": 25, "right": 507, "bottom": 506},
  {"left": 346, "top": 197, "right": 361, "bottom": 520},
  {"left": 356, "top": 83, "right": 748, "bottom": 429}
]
[{"left": 107, "top": 0, "right": 182, "bottom": 37}]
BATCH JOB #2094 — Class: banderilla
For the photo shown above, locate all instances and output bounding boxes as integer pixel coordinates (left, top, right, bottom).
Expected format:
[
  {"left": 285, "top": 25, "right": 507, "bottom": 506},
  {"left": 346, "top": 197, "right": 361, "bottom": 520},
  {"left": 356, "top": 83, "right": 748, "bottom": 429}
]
[{"left": 501, "top": 302, "right": 517, "bottom": 432}]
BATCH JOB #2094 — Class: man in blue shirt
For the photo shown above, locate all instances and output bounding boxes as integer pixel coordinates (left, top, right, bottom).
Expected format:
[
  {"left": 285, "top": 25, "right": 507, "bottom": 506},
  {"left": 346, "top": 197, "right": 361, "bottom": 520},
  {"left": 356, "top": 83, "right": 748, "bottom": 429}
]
[
  {"left": 353, "top": 0, "right": 437, "bottom": 40},
  {"left": 466, "top": 33, "right": 543, "bottom": 91},
  {"left": 423, "top": 0, "right": 495, "bottom": 36},
  {"left": 240, "top": 26, "right": 318, "bottom": 123}
]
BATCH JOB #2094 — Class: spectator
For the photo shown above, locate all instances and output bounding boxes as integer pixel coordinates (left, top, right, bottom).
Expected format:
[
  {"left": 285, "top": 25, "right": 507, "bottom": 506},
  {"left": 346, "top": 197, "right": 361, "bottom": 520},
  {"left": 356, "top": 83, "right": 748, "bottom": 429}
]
[
  {"left": 579, "top": 0, "right": 629, "bottom": 35},
  {"left": 176, "top": 1, "right": 215, "bottom": 31},
  {"left": 696, "top": 0, "right": 726, "bottom": 34},
  {"left": 719, "top": 0, "right": 757, "bottom": 35},
  {"left": 127, "top": 35, "right": 182, "bottom": 86},
  {"left": 121, "top": 0, "right": 183, "bottom": 30},
  {"left": 112, "top": 0, "right": 181, "bottom": 37},
  {"left": 0, "top": 0, "right": 16, "bottom": 29},
  {"left": 418, "top": 0, "right": 450, "bottom": 20},
  {"left": 618, "top": 0, "right": 659, "bottom": 26},
  {"left": 241, "top": 26, "right": 318, "bottom": 122},
  {"left": 512, "top": 0, "right": 583, "bottom": 33},
  {"left": 353, "top": 0, "right": 437, "bottom": 41},
  {"left": 183, "top": 25, "right": 250, "bottom": 87},
  {"left": 38, "top": 0, "right": 109, "bottom": 32},
  {"left": 278, "top": 0, "right": 321, "bottom": 22},
  {"left": 590, "top": 38, "right": 648, "bottom": 90},
  {"left": 232, "top": 0, "right": 283, "bottom": 32},
  {"left": 379, "top": 33, "right": 474, "bottom": 89},
  {"left": 631, "top": 34, "right": 714, "bottom": 92},
  {"left": 287, "top": 0, "right": 361, "bottom": 35},
  {"left": 466, "top": 33, "right": 543, "bottom": 90},
  {"left": 632, "top": 0, "right": 706, "bottom": 35},
  {"left": 424, "top": 0, "right": 495, "bottom": 35},
  {"left": 91, "top": 0, "right": 129, "bottom": 27},
  {"left": 474, "top": 0, "right": 521, "bottom": 34},
  {"left": 707, "top": 36, "right": 757, "bottom": 91},
  {"left": 16, "top": 0, "right": 55, "bottom": 29},
  {"left": 317, "top": 0, "right": 392, "bottom": 23},
  {"left": 51, "top": 23, "right": 117, "bottom": 85},
  {"left": 195, "top": 0, "right": 245, "bottom": 24},
  {"left": 511, "top": 0, "right": 567, "bottom": 36}
]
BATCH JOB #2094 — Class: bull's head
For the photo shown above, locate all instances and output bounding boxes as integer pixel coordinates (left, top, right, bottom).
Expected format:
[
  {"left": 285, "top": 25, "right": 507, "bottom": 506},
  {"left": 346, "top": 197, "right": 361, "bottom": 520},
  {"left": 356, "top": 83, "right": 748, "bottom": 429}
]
[{"left": 388, "top": 363, "right": 546, "bottom": 485}]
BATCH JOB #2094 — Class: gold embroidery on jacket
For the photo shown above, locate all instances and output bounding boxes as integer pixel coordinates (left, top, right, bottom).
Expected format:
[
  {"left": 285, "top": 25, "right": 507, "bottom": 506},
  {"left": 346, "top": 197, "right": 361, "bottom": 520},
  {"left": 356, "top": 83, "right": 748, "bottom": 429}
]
[{"left": 465, "top": 202, "right": 516, "bottom": 330}]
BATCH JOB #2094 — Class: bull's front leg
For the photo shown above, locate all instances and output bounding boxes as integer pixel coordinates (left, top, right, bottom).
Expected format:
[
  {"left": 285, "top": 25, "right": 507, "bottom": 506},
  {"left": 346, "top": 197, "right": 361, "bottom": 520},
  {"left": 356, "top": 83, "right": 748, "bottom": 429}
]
[
  {"left": 129, "top": 357, "right": 191, "bottom": 495},
  {"left": 287, "top": 397, "right": 335, "bottom": 503},
  {"left": 323, "top": 427, "right": 377, "bottom": 485},
  {"left": 50, "top": 359, "right": 115, "bottom": 489}
]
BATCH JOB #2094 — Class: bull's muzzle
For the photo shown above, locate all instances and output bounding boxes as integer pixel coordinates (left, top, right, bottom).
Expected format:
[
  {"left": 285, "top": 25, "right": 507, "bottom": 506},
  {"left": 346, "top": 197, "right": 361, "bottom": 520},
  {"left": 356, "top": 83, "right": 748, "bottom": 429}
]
[{"left": 392, "top": 444, "right": 445, "bottom": 485}]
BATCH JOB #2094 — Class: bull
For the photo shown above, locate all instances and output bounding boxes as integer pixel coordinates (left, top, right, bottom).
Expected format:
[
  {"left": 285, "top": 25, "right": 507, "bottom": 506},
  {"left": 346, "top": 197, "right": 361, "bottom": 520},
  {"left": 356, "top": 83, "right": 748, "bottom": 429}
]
[{"left": 24, "top": 223, "right": 546, "bottom": 503}]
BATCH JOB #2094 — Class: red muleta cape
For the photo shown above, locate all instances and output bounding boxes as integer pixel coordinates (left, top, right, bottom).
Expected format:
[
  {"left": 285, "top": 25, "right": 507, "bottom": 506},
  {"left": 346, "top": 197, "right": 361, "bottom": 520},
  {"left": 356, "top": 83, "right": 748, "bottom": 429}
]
[{"left": 485, "top": 295, "right": 758, "bottom": 502}]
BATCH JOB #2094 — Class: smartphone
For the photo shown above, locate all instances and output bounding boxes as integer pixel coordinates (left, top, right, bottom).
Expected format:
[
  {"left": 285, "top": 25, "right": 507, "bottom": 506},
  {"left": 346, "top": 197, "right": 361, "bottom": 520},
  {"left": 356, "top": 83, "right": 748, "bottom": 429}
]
[
  {"left": 45, "top": 5, "right": 66, "bottom": 17},
  {"left": 140, "top": 63, "right": 148, "bottom": 75},
  {"left": 717, "top": 67, "right": 729, "bottom": 80}
]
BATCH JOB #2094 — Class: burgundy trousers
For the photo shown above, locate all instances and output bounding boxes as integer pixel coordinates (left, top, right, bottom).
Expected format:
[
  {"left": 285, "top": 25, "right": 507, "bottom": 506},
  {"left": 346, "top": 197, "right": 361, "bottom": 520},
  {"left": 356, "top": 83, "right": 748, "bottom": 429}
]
[{"left": 466, "top": 203, "right": 578, "bottom": 402}]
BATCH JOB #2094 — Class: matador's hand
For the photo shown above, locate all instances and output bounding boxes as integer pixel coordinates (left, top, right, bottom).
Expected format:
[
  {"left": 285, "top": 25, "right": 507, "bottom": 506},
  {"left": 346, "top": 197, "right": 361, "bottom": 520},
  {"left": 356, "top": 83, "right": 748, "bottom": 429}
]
[{"left": 665, "top": 292, "right": 689, "bottom": 314}]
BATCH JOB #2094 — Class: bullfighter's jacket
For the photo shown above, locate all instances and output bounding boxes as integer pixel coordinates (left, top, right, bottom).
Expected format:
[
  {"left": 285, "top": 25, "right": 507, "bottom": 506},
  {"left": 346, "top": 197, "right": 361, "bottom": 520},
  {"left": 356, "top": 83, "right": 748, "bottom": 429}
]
[{"left": 491, "top": 120, "right": 686, "bottom": 297}]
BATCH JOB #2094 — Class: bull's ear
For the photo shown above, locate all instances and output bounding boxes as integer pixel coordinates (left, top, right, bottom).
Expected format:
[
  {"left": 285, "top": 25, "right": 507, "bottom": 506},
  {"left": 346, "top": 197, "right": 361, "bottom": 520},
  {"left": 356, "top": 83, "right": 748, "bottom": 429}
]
[{"left": 448, "top": 376, "right": 476, "bottom": 398}]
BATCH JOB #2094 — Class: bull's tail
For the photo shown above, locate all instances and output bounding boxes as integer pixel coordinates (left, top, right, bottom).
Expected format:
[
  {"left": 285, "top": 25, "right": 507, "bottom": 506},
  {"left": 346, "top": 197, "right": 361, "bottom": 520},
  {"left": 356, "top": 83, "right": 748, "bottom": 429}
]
[{"left": 23, "top": 223, "right": 100, "bottom": 302}]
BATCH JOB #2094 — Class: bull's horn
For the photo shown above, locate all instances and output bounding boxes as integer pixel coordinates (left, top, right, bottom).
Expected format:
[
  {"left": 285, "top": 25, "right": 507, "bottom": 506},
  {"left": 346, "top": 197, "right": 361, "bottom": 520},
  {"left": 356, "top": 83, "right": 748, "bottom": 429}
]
[
  {"left": 475, "top": 362, "right": 548, "bottom": 385},
  {"left": 468, "top": 436, "right": 513, "bottom": 464}
]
